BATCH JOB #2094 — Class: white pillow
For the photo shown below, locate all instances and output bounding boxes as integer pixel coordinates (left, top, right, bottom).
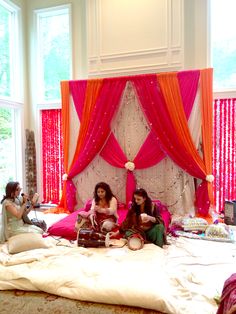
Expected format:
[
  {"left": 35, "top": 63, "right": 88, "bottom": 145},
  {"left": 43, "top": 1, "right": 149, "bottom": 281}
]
[
  {"left": 8, "top": 233, "right": 49, "bottom": 254},
  {"left": 181, "top": 217, "right": 208, "bottom": 231},
  {"left": 205, "top": 224, "right": 230, "bottom": 239}
]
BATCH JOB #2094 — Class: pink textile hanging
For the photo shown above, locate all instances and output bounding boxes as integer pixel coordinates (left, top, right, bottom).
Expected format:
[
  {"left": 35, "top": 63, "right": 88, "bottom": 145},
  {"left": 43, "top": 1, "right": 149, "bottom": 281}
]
[
  {"left": 42, "top": 109, "right": 64, "bottom": 204},
  {"left": 213, "top": 98, "right": 236, "bottom": 212},
  {"left": 65, "top": 78, "right": 127, "bottom": 211},
  {"left": 100, "top": 70, "right": 199, "bottom": 205},
  {"left": 132, "top": 71, "right": 212, "bottom": 215}
]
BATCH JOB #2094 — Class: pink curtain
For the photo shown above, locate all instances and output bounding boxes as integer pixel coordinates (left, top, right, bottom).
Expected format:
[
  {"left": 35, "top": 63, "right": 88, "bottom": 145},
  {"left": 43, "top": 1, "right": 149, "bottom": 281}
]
[
  {"left": 65, "top": 78, "right": 127, "bottom": 211},
  {"left": 100, "top": 71, "right": 199, "bottom": 205},
  {"left": 213, "top": 98, "right": 236, "bottom": 212},
  {"left": 132, "top": 72, "right": 213, "bottom": 215},
  {"left": 69, "top": 80, "right": 87, "bottom": 120},
  {"left": 41, "top": 109, "right": 64, "bottom": 204}
]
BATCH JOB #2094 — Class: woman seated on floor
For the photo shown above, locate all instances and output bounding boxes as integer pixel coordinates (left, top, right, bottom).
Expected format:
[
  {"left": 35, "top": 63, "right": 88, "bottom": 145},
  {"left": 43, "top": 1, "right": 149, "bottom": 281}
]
[
  {"left": 120, "top": 188, "right": 167, "bottom": 248},
  {"left": 0, "top": 181, "right": 43, "bottom": 243},
  {"left": 75, "top": 182, "right": 119, "bottom": 234}
]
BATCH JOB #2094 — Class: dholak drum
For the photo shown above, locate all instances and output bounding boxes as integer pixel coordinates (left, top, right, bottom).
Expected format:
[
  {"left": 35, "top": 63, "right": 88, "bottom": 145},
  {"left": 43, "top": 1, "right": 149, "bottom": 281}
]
[
  {"left": 127, "top": 233, "right": 144, "bottom": 250},
  {"left": 77, "top": 229, "right": 106, "bottom": 248}
]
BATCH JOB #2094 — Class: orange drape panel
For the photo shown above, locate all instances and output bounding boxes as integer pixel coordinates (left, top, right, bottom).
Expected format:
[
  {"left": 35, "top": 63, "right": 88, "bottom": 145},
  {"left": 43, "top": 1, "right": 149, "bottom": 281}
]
[
  {"left": 157, "top": 72, "right": 206, "bottom": 172},
  {"left": 200, "top": 68, "right": 214, "bottom": 204},
  {"left": 69, "top": 79, "right": 103, "bottom": 169}
]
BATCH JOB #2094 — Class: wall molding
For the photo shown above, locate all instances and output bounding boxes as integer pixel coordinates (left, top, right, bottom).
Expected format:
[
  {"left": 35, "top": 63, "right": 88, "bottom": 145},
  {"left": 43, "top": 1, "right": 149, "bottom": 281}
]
[{"left": 87, "top": 0, "right": 184, "bottom": 77}]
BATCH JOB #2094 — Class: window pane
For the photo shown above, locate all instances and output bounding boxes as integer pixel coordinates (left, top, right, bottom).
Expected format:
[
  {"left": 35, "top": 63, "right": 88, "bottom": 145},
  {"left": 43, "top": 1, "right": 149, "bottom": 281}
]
[
  {"left": 0, "top": 5, "right": 10, "bottom": 97},
  {"left": 211, "top": 0, "right": 236, "bottom": 90},
  {"left": 38, "top": 8, "right": 70, "bottom": 101},
  {"left": 0, "top": 107, "right": 16, "bottom": 196}
]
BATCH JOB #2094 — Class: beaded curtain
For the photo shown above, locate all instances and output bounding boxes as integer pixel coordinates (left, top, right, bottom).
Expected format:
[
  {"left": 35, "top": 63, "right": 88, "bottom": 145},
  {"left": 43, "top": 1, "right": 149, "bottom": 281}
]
[
  {"left": 71, "top": 82, "right": 201, "bottom": 218},
  {"left": 41, "top": 109, "right": 64, "bottom": 203},
  {"left": 213, "top": 98, "right": 236, "bottom": 212}
]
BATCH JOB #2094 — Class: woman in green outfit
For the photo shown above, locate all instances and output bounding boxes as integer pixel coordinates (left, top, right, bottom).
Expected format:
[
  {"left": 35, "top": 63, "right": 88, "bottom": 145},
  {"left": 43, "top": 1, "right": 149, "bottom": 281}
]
[
  {"left": 120, "top": 188, "right": 167, "bottom": 248},
  {"left": 0, "top": 181, "right": 43, "bottom": 243}
]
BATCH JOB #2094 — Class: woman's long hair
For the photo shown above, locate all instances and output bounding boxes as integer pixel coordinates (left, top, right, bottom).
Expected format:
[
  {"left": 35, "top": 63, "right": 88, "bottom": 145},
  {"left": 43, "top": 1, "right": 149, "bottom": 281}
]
[
  {"left": 1, "top": 181, "right": 19, "bottom": 204},
  {"left": 93, "top": 182, "right": 116, "bottom": 204},
  {"left": 131, "top": 188, "right": 153, "bottom": 216}
]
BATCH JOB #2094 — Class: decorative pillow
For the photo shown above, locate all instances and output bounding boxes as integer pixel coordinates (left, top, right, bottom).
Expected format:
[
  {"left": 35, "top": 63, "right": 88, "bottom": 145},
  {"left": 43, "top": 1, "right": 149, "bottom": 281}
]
[
  {"left": 8, "top": 233, "right": 49, "bottom": 254},
  {"left": 47, "top": 209, "right": 80, "bottom": 240},
  {"left": 181, "top": 217, "right": 208, "bottom": 231},
  {"left": 205, "top": 223, "right": 230, "bottom": 240}
]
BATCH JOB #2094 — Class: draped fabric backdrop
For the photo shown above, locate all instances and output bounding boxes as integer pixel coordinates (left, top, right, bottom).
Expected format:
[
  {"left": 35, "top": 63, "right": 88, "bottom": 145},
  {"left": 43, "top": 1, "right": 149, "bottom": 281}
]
[{"left": 59, "top": 69, "right": 214, "bottom": 218}]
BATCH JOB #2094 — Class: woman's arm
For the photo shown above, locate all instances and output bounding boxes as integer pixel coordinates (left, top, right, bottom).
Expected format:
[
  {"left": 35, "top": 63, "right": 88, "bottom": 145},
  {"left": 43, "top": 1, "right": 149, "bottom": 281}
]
[{"left": 5, "top": 202, "right": 27, "bottom": 219}]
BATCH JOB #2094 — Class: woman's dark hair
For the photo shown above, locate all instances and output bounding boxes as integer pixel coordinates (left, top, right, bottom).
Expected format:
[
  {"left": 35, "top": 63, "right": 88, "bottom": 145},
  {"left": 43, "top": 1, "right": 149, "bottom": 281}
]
[
  {"left": 131, "top": 188, "right": 153, "bottom": 216},
  {"left": 94, "top": 182, "right": 115, "bottom": 204},
  {"left": 1, "top": 181, "right": 20, "bottom": 204}
]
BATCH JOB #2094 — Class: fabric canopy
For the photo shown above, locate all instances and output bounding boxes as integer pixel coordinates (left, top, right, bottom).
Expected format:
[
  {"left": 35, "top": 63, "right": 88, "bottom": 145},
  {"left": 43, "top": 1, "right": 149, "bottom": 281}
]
[{"left": 59, "top": 69, "right": 214, "bottom": 216}]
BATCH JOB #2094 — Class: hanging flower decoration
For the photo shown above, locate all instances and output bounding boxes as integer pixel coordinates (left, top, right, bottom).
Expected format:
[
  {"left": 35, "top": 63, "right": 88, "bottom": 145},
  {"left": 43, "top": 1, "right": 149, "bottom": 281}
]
[
  {"left": 125, "top": 161, "right": 135, "bottom": 171},
  {"left": 62, "top": 173, "right": 68, "bottom": 181},
  {"left": 206, "top": 174, "right": 214, "bottom": 183}
]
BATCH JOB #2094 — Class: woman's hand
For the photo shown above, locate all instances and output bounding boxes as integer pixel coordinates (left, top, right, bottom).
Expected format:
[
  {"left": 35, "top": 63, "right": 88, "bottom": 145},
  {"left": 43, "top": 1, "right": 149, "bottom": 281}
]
[
  {"left": 89, "top": 213, "right": 97, "bottom": 228},
  {"left": 94, "top": 205, "right": 106, "bottom": 214},
  {"left": 22, "top": 193, "right": 29, "bottom": 204},
  {"left": 141, "top": 213, "right": 155, "bottom": 223}
]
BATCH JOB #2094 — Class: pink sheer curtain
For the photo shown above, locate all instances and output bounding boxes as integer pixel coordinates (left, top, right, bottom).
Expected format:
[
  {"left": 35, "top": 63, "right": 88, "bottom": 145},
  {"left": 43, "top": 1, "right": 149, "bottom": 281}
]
[
  {"left": 213, "top": 98, "right": 236, "bottom": 212},
  {"left": 41, "top": 109, "right": 64, "bottom": 204}
]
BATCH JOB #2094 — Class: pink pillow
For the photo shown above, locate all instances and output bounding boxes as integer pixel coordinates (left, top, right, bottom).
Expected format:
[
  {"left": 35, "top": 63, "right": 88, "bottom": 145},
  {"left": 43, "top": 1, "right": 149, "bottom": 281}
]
[
  {"left": 47, "top": 201, "right": 128, "bottom": 240},
  {"left": 47, "top": 210, "right": 79, "bottom": 240}
]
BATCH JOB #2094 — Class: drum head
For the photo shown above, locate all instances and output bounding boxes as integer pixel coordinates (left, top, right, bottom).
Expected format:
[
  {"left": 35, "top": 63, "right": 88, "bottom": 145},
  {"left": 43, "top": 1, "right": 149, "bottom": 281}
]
[{"left": 128, "top": 234, "right": 144, "bottom": 250}]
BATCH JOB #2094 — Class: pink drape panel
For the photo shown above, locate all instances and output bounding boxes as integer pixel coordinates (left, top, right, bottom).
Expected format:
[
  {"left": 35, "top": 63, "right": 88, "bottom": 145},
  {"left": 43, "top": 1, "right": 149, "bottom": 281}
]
[
  {"left": 132, "top": 71, "right": 213, "bottom": 215},
  {"left": 132, "top": 74, "right": 204, "bottom": 177},
  {"left": 100, "top": 132, "right": 166, "bottom": 204},
  {"left": 69, "top": 80, "right": 87, "bottom": 120},
  {"left": 65, "top": 78, "right": 126, "bottom": 211},
  {"left": 213, "top": 98, "right": 236, "bottom": 212}
]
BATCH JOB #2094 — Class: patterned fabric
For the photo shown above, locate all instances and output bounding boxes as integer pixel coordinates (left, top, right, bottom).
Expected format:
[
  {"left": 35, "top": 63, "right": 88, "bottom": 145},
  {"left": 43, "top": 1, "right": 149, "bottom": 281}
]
[{"left": 0, "top": 199, "right": 43, "bottom": 243}]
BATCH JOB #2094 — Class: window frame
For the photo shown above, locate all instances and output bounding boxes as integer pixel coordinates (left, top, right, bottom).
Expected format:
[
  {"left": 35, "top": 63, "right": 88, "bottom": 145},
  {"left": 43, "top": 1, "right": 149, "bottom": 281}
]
[
  {"left": 0, "top": 0, "right": 24, "bottom": 193},
  {"left": 209, "top": 0, "right": 236, "bottom": 97},
  {"left": 33, "top": 4, "right": 72, "bottom": 199},
  {"left": 34, "top": 4, "right": 72, "bottom": 104}
]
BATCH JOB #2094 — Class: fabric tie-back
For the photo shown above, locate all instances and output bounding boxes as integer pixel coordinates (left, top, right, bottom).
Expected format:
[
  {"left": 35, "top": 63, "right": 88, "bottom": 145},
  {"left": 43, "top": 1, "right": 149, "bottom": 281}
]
[{"left": 59, "top": 69, "right": 213, "bottom": 216}]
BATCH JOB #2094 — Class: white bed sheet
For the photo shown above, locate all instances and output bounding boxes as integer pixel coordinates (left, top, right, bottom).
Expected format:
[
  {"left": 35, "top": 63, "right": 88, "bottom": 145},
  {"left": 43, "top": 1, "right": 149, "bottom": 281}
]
[{"left": 0, "top": 231, "right": 236, "bottom": 314}]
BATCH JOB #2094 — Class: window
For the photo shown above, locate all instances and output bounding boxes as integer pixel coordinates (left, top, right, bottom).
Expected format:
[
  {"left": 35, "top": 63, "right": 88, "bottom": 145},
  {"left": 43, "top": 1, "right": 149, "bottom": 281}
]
[
  {"left": 211, "top": 0, "right": 236, "bottom": 91},
  {"left": 35, "top": 5, "right": 71, "bottom": 102},
  {"left": 0, "top": 0, "right": 22, "bottom": 197},
  {"left": 34, "top": 5, "right": 71, "bottom": 202}
]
